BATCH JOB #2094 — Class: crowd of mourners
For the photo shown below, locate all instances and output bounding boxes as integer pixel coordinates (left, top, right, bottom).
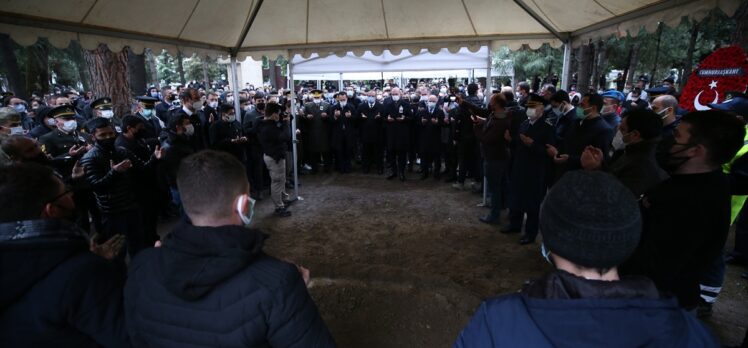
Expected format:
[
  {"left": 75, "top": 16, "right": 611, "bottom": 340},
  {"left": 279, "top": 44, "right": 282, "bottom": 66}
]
[{"left": 0, "top": 70, "right": 747, "bottom": 347}]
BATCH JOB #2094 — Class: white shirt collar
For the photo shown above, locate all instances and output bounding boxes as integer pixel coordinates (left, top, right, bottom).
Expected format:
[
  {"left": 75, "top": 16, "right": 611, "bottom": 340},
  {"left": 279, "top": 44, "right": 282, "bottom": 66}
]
[{"left": 182, "top": 105, "right": 193, "bottom": 116}]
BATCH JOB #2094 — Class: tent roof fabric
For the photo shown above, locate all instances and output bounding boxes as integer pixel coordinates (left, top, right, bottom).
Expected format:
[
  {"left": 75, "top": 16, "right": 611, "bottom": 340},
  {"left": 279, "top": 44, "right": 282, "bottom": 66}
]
[{"left": 0, "top": 0, "right": 742, "bottom": 61}]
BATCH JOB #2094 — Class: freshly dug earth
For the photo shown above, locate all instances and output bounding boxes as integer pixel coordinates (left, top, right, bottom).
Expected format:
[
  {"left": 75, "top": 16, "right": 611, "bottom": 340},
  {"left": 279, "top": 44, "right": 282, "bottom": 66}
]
[{"left": 165, "top": 171, "right": 748, "bottom": 348}]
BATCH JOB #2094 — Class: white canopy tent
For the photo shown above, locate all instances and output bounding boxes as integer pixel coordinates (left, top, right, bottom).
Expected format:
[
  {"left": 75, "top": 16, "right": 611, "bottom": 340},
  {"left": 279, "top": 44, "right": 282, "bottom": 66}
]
[{"left": 0, "top": 0, "right": 742, "bottom": 199}]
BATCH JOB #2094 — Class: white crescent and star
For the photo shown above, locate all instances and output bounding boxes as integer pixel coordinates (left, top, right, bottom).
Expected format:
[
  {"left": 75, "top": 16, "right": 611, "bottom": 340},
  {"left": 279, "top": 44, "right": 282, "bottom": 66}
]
[{"left": 694, "top": 80, "right": 719, "bottom": 111}]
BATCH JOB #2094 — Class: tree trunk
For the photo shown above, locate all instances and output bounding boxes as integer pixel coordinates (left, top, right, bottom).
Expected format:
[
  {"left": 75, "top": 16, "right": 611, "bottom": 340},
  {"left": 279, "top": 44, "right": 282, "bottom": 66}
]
[
  {"left": 682, "top": 22, "right": 700, "bottom": 88},
  {"left": 625, "top": 41, "right": 641, "bottom": 89},
  {"left": 127, "top": 47, "right": 147, "bottom": 96},
  {"left": 145, "top": 49, "right": 159, "bottom": 88},
  {"left": 589, "top": 42, "right": 598, "bottom": 91},
  {"left": 26, "top": 41, "right": 50, "bottom": 96},
  {"left": 595, "top": 40, "right": 607, "bottom": 90},
  {"left": 0, "top": 33, "right": 26, "bottom": 98},
  {"left": 732, "top": 0, "right": 748, "bottom": 54},
  {"left": 577, "top": 44, "right": 593, "bottom": 94},
  {"left": 176, "top": 51, "right": 186, "bottom": 85},
  {"left": 84, "top": 44, "right": 131, "bottom": 117},
  {"left": 201, "top": 56, "right": 210, "bottom": 86},
  {"left": 268, "top": 59, "right": 277, "bottom": 88}
]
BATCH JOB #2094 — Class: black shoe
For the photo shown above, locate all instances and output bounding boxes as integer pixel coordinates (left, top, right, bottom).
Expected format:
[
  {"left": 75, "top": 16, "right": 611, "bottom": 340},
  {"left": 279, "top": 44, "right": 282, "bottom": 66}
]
[
  {"left": 479, "top": 216, "right": 499, "bottom": 224},
  {"left": 444, "top": 176, "right": 457, "bottom": 183},
  {"left": 387, "top": 173, "right": 397, "bottom": 180},
  {"left": 282, "top": 198, "right": 297, "bottom": 207},
  {"left": 519, "top": 237, "right": 534, "bottom": 245},
  {"left": 501, "top": 227, "right": 521, "bottom": 234},
  {"left": 399, "top": 173, "right": 406, "bottom": 182},
  {"left": 725, "top": 254, "right": 747, "bottom": 266},
  {"left": 274, "top": 207, "right": 292, "bottom": 217},
  {"left": 696, "top": 299, "right": 713, "bottom": 318}
]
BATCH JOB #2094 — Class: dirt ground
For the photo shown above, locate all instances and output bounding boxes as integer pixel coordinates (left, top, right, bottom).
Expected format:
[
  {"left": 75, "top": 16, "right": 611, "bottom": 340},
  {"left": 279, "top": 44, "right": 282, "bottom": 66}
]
[{"left": 163, "top": 170, "right": 748, "bottom": 348}]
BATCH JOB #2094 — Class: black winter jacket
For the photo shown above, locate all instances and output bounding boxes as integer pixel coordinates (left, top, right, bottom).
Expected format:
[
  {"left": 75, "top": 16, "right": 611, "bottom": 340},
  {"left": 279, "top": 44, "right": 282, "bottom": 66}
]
[
  {"left": 124, "top": 223, "right": 335, "bottom": 347},
  {"left": 259, "top": 119, "right": 291, "bottom": 161},
  {"left": 80, "top": 144, "right": 139, "bottom": 214},
  {"left": 0, "top": 219, "right": 130, "bottom": 348}
]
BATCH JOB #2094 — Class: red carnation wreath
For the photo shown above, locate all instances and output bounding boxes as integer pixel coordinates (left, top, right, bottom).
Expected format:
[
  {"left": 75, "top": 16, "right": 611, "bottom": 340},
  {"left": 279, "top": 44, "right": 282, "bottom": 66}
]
[{"left": 679, "top": 46, "right": 748, "bottom": 112}]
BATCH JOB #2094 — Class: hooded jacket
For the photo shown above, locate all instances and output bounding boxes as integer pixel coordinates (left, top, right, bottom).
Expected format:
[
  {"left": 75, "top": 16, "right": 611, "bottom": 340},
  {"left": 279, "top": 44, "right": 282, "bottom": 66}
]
[
  {"left": 453, "top": 270, "right": 718, "bottom": 348},
  {"left": 124, "top": 223, "right": 335, "bottom": 347},
  {"left": 0, "top": 219, "right": 130, "bottom": 347}
]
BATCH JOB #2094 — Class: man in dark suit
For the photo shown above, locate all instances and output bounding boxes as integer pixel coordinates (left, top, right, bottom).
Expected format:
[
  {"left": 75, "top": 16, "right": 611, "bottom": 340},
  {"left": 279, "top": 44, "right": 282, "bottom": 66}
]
[
  {"left": 384, "top": 88, "right": 413, "bottom": 181},
  {"left": 356, "top": 91, "right": 385, "bottom": 174},
  {"left": 417, "top": 95, "right": 445, "bottom": 180}
]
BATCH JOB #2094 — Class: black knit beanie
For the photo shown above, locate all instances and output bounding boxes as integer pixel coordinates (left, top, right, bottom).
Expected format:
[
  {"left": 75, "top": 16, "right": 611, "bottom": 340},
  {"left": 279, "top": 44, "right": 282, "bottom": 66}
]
[{"left": 539, "top": 170, "right": 642, "bottom": 269}]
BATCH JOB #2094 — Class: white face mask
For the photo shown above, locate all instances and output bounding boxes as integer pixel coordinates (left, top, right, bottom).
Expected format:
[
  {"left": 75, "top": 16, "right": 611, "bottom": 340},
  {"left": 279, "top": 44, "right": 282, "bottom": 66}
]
[
  {"left": 392, "top": 95, "right": 400, "bottom": 102},
  {"left": 427, "top": 102, "right": 436, "bottom": 108},
  {"left": 657, "top": 107, "right": 670, "bottom": 120},
  {"left": 184, "top": 124, "right": 195, "bottom": 136},
  {"left": 541, "top": 243, "right": 552, "bottom": 264},
  {"left": 236, "top": 195, "right": 255, "bottom": 227},
  {"left": 340, "top": 101, "right": 347, "bottom": 107},
  {"left": 313, "top": 98, "right": 322, "bottom": 104},
  {"left": 226, "top": 114, "right": 236, "bottom": 122},
  {"left": 9, "top": 126, "right": 23, "bottom": 135},
  {"left": 45, "top": 118, "right": 57, "bottom": 127},
  {"left": 346, "top": 91, "right": 354, "bottom": 97},
  {"left": 526, "top": 108, "right": 538, "bottom": 119},
  {"left": 61, "top": 120, "right": 77, "bottom": 132},
  {"left": 612, "top": 130, "right": 626, "bottom": 151},
  {"left": 440, "top": 87, "right": 448, "bottom": 94},
  {"left": 101, "top": 110, "right": 114, "bottom": 119},
  {"left": 208, "top": 101, "right": 219, "bottom": 109},
  {"left": 419, "top": 96, "right": 428, "bottom": 102}
]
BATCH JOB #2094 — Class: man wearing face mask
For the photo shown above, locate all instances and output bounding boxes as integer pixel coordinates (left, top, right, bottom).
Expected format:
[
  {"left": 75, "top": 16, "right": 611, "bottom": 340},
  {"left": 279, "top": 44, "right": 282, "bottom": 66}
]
[
  {"left": 90, "top": 97, "right": 121, "bottom": 133},
  {"left": 0, "top": 107, "right": 24, "bottom": 166},
  {"left": 28, "top": 106, "right": 55, "bottom": 139},
  {"left": 621, "top": 110, "right": 745, "bottom": 311},
  {"left": 242, "top": 95, "right": 267, "bottom": 200},
  {"left": 259, "top": 103, "right": 293, "bottom": 217},
  {"left": 3, "top": 96, "right": 33, "bottom": 131},
  {"left": 600, "top": 90, "right": 624, "bottom": 131},
  {"left": 417, "top": 95, "right": 445, "bottom": 180},
  {"left": 504, "top": 94, "right": 555, "bottom": 244},
  {"left": 345, "top": 86, "right": 361, "bottom": 109},
  {"left": 135, "top": 96, "right": 165, "bottom": 148},
  {"left": 384, "top": 87, "right": 413, "bottom": 181},
  {"left": 330, "top": 92, "right": 357, "bottom": 173},
  {"left": 581, "top": 109, "right": 667, "bottom": 197},
  {"left": 209, "top": 104, "right": 246, "bottom": 161},
  {"left": 549, "top": 90, "right": 575, "bottom": 146},
  {"left": 155, "top": 86, "right": 172, "bottom": 122},
  {"left": 116, "top": 115, "right": 163, "bottom": 248},
  {"left": 82, "top": 117, "right": 156, "bottom": 258},
  {"left": 39, "top": 105, "right": 93, "bottom": 178},
  {"left": 201, "top": 92, "right": 221, "bottom": 135},
  {"left": 302, "top": 89, "right": 332, "bottom": 174},
  {"left": 453, "top": 170, "right": 719, "bottom": 348},
  {"left": 124, "top": 150, "right": 334, "bottom": 347},
  {"left": 545, "top": 93, "right": 613, "bottom": 173},
  {"left": 0, "top": 163, "right": 131, "bottom": 348},
  {"left": 170, "top": 88, "right": 207, "bottom": 151},
  {"left": 161, "top": 114, "right": 196, "bottom": 217},
  {"left": 356, "top": 90, "right": 385, "bottom": 174}
]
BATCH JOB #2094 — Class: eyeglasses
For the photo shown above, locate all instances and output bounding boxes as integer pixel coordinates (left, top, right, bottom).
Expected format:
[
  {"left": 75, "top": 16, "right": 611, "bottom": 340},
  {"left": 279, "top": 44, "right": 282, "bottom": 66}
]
[{"left": 48, "top": 188, "right": 73, "bottom": 204}]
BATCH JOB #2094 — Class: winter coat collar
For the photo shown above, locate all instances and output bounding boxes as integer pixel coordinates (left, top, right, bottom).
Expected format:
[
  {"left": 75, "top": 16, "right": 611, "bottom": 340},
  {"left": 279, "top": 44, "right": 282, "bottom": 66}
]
[{"left": 522, "top": 270, "right": 661, "bottom": 300}]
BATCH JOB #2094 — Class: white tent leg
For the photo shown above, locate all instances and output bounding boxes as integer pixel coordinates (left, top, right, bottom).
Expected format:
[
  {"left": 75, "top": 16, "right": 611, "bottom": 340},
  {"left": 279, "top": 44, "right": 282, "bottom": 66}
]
[
  {"left": 482, "top": 46, "right": 492, "bottom": 206},
  {"left": 338, "top": 73, "right": 343, "bottom": 92},
  {"left": 289, "top": 61, "right": 302, "bottom": 201},
  {"left": 230, "top": 56, "right": 242, "bottom": 123},
  {"left": 561, "top": 42, "right": 571, "bottom": 90}
]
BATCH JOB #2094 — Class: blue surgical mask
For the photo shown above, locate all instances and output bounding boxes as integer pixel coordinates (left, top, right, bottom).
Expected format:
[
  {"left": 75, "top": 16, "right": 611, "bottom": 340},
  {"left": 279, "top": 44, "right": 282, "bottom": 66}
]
[
  {"left": 142, "top": 109, "right": 154, "bottom": 119},
  {"left": 367, "top": 96, "right": 375, "bottom": 104},
  {"left": 150, "top": 92, "right": 159, "bottom": 98},
  {"left": 13, "top": 104, "right": 26, "bottom": 113},
  {"left": 236, "top": 195, "right": 255, "bottom": 227}
]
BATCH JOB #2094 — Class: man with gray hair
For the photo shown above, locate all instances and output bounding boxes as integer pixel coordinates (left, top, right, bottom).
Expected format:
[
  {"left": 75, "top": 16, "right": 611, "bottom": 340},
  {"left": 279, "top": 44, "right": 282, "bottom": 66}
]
[{"left": 0, "top": 107, "right": 23, "bottom": 166}]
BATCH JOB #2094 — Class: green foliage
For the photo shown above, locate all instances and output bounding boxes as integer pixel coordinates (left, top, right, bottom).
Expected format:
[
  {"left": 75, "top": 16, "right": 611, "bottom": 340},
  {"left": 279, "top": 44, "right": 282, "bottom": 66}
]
[{"left": 493, "top": 44, "right": 563, "bottom": 82}]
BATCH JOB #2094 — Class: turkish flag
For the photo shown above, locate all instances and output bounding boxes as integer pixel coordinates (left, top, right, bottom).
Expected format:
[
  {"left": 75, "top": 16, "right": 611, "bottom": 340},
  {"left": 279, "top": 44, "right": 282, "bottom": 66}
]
[{"left": 679, "top": 46, "right": 748, "bottom": 112}]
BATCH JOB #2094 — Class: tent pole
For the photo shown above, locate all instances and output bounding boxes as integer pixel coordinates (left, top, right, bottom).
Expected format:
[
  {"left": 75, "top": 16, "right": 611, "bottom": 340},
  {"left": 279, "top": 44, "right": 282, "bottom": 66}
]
[
  {"left": 482, "top": 46, "right": 493, "bottom": 206},
  {"left": 339, "top": 73, "right": 343, "bottom": 92},
  {"left": 230, "top": 56, "right": 242, "bottom": 123},
  {"left": 289, "top": 60, "right": 302, "bottom": 200},
  {"left": 561, "top": 42, "right": 571, "bottom": 89}
]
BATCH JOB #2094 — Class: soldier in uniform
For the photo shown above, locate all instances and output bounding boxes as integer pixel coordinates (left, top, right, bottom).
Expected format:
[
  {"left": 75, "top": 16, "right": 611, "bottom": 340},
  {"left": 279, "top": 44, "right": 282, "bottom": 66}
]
[
  {"left": 38, "top": 105, "right": 100, "bottom": 233},
  {"left": 89, "top": 97, "right": 121, "bottom": 133},
  {"left": 302, "top": 89, "right": 332, "bottom": 174},
  {"left": 134, "top": 96, "right": 166, "bottom": 148}
]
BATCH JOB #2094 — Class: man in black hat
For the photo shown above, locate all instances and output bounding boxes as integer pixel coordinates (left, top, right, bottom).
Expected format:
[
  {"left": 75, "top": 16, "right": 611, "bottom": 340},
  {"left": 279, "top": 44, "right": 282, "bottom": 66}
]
[
  {"left": 135, "top": 96, "right": 165, "bottom": 148},
  {"left": 89, "top": 97, "right": 120, "bottom": 132},
  {"left": 28, "top": 106, "right": 54, "bottom": 139},
  {"left": 454, "top": 170, "right": 719, "bottom": 347},
  {"left": 38, "top": 105, "right": 92, "bottom": 178}
]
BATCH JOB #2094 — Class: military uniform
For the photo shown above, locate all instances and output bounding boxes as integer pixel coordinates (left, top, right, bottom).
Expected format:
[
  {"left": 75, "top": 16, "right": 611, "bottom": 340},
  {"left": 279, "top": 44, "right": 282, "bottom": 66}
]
[
  {"left": 135, "top": 96, "right": 166, "bottom": 148},
  {"left": 302, "top": 90, "right": 332, "bottom": 173},
  {"left": 90, "top": 97, "right": 121, "bottom": 133}
]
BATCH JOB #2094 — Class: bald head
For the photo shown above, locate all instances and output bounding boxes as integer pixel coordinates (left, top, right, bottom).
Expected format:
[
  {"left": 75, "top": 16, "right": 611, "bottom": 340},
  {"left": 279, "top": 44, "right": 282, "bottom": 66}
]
[
  {"left": 428, "top": 95, "right": 438, "bottom": 103},
  {"left": 390, "top": 88, "right": 401, "bottom": 96}
]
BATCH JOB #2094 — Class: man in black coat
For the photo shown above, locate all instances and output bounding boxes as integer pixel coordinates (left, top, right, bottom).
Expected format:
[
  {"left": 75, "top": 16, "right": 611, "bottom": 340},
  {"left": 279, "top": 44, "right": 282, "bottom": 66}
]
[
  {"left": 209, "top": 103, "right": 246, "bottom": 161},
  {"left": 242, "top": 95, "right": 266, "bottom": 200},
  {"left": 417, "top": 95, "right": 445, "bottom": 180},
  {"left": 81, "top": 118, "right": 154, "bottom": 257},
  {"left": 124, "top": 150, "right": 335, "bottom": 347},
  {"left": 330, "top": 92, "right": 357, "bottom": 173},
  {"left": 169, "top": 88, "right": 207, "bottom": 151},
  {"left": 356, "top": 91, "right": 385, "bottom": 174},
  {"left": 0, "top": 163, "right": 130, "bottom": 348},
  {"left": 384, "top": 87, "right": 413, "bottom": 181},
  {"left": 160, "top": 114, "right": 197, "bottom": 218},
  {"left": 134, "top": 96, "right": 165, "bottom": 148}
]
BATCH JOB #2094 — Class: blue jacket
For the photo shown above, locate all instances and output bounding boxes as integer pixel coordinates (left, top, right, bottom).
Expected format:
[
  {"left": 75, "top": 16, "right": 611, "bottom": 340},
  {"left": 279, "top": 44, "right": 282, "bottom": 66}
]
[
  {"left": 454, "top": 271, "right": 718, "bottom": 348},
  {"left": 124, "top": 223, "right": 335, "bottom": 348}
]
